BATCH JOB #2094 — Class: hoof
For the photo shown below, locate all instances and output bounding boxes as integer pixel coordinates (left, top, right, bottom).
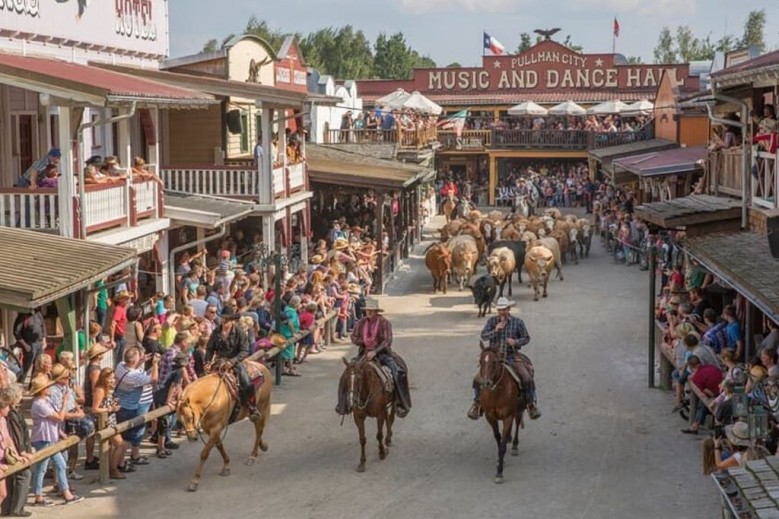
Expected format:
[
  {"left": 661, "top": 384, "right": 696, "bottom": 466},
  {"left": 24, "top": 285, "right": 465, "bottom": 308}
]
[
  {"left": 260, "top": 441, "right": 269, "bottom": 452},
  {"left": 379, "top": 450, "right": 387, "bottom": 460},
  {"left": 220, "top": 468, "right": 231, "bottom": 477},
  {"left": 543, "top": 293, "right": 548, "bottom": 298},
  {"left": 385, "top": 438, "right": 392, "bottom": 447},
  {"left": 511, "top": 447, "right": 519, "bottom": 456},
  {"left": 188, "top": 482, "right": 199, "bottom": 492},
  {"left": 245, "top": 457, "right": 257, "bottom": 466},
  {"left": 494, "top": 475, "right": 504, "bottom": 484},
  {"left": 356, "top": 463, "right": 366, "bottom": 473}
]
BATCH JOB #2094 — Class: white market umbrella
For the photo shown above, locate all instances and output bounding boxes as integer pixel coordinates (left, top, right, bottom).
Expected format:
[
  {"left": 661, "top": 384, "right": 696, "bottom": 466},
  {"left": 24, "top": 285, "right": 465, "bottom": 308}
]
[
  {"left": 401, "top": 91, "right": 442, "bottom": 115},
  {"left": 548, "top": 100, "right": 587, "bottom": 116},
  {"left": 507, "top": 101, "right": 548, "bottom": 116},
  {"left": 586, "top": 99, "right": 630, "bottom": 115},
  {"left": 622, "top": 99, "right": 655, "bottom": 116},
  {"left": 376, "top": 88, "right": 409, "bottom": 110}
]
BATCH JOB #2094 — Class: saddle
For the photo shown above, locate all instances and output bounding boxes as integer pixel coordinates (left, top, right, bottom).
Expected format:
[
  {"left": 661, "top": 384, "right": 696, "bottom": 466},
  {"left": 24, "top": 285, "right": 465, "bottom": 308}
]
[
  {"left": 367, "top": 361, "right": 394, "bottom": 393},
  {"left": 211, "top": 359, "right": 265, "bottom": 424}
]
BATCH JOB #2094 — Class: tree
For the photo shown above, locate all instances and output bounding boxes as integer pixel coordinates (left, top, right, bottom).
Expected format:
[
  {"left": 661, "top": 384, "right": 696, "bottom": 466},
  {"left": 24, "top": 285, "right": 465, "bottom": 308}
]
[
  {"left": 675, "top": 26, "right": 716, "bottom": 61},
  {"left": 516, "top": 32, "right": 532, "bottom": 53},
  {"left": 741, "top": 9, "right": 766, "bottom": 52},
  {"left": 562, "top": 35, "right": 583, "bottom": 53},
  {"left": 244, "top": 16, "right": 286, "bottom": 51},
  {"left": 625, "top": 56, "right": 643, "bottom": 64},
  {"left": 715, "top": 34, "right": 736, "bottom": 54},
  {"left": 653, "top": 26, "right": 677, "bottom": 63},
  {"left": 202, "top": 39, "right": 219, "bottom": 53},
  {"left": 302, "top": 26, "right": 375, "bottom": 79},
  {"left": 374, "top": 32, "right": 414, "bottom": 80},
  {"left": 411, "top": 50, "right": 436, "bottom": 69},
  {"left": 446, "top": 62, "right": 462, "bottom": 68}
]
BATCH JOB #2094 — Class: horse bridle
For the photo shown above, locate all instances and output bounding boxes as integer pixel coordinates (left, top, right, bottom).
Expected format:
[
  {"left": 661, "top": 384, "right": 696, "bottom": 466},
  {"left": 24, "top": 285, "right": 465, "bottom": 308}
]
[
  {"left": 480, "top": 349, "right": 505, "bottom": 391},
  {"left": 347, "top": 362, "right": 374, "bottom": 411},
  {"left": 180, "top": 375, "right": 225, "bottom": 444}
]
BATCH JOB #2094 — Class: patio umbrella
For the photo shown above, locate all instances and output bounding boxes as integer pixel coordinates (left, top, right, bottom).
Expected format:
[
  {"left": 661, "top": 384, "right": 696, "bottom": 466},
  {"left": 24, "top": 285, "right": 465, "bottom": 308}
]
[
  {"left": 548, "top": 100, "right": 587, "bottom": 116},
  {"left": 375, "top": 88, "right": 409, "bottom": 110},
  {"left": 586, "top": 99, "right": 630, "bottom": 115},
  {"left": 401, "top": 91, "right": 442, "bottom": 115},
  {"left": 622, "top": 99, "right": 655, "bottom": 116},
  {"left": 507, "top": 101, "right": 548, "bottom": 116}
]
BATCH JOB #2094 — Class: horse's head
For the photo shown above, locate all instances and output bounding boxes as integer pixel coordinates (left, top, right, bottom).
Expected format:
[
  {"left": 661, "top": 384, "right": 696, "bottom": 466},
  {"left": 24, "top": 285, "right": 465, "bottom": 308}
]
[
  {"left": 340, "top": 357, "right": 367, "bottom": 414},
  {"left": 176, "top": 396, "right": 200, "bottom": 442},
  {"left": 478, "top": 344, "right": 502, "bottom": 389}
]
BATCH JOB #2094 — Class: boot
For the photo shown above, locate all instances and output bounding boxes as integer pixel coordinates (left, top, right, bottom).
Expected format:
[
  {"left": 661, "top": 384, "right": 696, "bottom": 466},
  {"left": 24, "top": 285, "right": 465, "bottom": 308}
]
[
  {"left": 247, "top": 404, "right": 262, "bottom": 424},
  {"left": 395, "top": 372, "right": 412, "bottom": 418}
]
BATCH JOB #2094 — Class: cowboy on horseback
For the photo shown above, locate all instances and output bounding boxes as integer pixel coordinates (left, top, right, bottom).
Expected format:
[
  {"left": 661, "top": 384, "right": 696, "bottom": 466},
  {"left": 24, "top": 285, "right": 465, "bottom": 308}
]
[
  {"left": 468, "top": 297, "right": 541, "bottom": 421},
  {"left": 336, "top": 297, "right": 412, "bottom": 418},
  {"left": 205, "top": 305, "right": 262, "bottom": 423}
]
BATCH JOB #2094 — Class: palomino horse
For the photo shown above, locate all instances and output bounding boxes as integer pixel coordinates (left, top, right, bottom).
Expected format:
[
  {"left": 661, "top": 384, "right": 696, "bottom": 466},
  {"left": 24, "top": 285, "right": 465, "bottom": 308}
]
[
  {"left": 338, "top": 357, "right": 395, "bottom": 472},
  {"left": 177, "top": 360, "right": 272, "bottom": 491},
  {"left": 477, "top": 346, "right": 527, "bottom": 484},
  {"left": 443, "top": 192, "right": 457, "bottom": 223}
]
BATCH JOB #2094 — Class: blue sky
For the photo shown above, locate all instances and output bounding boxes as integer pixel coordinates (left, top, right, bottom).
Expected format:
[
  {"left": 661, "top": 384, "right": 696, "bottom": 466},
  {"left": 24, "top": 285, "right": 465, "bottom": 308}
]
[{"left": 170, "top": 0, "right": 778, "bottom": 65}]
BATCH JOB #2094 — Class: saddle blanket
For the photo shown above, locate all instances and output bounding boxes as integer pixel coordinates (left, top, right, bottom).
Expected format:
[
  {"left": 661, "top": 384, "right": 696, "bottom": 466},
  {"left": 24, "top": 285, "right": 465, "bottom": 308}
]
[{"left": 368, "top": 362, "right": 394, "bottom": 393}]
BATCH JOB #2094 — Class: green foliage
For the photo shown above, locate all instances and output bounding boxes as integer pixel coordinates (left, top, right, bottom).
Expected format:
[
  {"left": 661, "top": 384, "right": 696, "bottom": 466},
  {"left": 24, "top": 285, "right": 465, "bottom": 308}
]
[
  {"left": 201, "top": 39, "right": 219, "bottom": 53},
  {"left": 244, "top": 16, "right": 287, "bottom": 51},
  {"left": 446, "top": 62, "right": 462, "bottom": 68},
  {"left": 741, "top": 9, "right": 766, "bottom": 52},
  {"left": 625, "top": 56, "right": 643, "bottom": 64},
  {"left": 516, "top": 33, "right": 532, "bottom": 54},
  {"left": 653, "top": 26, "right": 677, "bottom": 63},
  {"left": 562, "top": 35, "right": 583, "bottom": 53}
]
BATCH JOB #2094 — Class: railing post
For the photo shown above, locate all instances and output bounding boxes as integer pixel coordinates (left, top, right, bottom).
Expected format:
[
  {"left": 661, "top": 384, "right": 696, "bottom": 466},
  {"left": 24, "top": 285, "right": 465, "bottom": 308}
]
[
  {"left": 129, "top": 184, "right": 139, "bottom": 226},
  {"left": 97, "top": 412, "right": 110, "bottom": 484}
]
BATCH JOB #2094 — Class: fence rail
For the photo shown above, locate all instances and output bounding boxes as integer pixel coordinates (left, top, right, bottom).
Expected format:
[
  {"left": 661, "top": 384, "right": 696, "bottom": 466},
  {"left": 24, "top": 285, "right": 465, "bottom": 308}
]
[{"left": 324, "top": 128, "right": 397, "bottom": 144}]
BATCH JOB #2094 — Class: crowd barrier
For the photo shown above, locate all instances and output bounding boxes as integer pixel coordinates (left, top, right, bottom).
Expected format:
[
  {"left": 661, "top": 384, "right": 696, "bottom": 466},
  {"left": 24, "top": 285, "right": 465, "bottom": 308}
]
[{"left": 0, "top": 311, "right": 339, "bottom": 485}]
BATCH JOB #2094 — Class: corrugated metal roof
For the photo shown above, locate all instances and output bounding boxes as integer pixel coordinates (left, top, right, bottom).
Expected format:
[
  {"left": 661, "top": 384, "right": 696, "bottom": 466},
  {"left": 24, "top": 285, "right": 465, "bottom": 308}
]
[
  {"left": 307, "top": 145, "right": 427, "bottom": 189},
  {"left": 613, "top": 146, "right": 707, "bottom": 177},
  {"left": 0, "top": 228, "right": 137, "bottom": 309},
  {"left": 0, "top": 53, "right": 215, "bottom": 106},
  {"left": 589, "top": 138, "right": 678, "bottom": 160},
  {"left": 164, "top": 192, "right": 255, "bottom": 229}
]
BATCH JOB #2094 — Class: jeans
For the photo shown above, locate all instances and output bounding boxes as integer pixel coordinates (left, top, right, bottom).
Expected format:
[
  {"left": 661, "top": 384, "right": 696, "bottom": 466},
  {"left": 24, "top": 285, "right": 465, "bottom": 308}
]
[
  {"left": 22, "top": 341, "right": 42, "bottom": 383},
  {"left": 137, "top": 401, "right": 152, "bottom": 444},
  {"left": 31, "top": 440, "right": 69, "bottom": 495},
  {"left": 695, "top": 400, "right": 709, "bottom": 425},
  {"left": 1, "top": 467, "right": 30, "bottom": 515},
  {"left": 114, "top": 337, "right": 125, "bottom": 367},
  {"left": 96, "top": 307, "right": 107, "bottom": 330}
]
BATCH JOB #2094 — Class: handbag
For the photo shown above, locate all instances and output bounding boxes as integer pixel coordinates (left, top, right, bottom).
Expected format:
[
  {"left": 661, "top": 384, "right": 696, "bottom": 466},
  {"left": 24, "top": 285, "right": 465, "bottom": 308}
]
[{"left": 65, "top": 415, "right": 96, "bottom": 439}]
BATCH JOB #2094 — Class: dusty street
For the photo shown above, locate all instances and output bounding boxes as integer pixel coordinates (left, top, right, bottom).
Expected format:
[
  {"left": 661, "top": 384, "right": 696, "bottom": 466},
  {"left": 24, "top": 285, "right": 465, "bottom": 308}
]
[{"left": 39, "top": 215, "right": 719, "bottom": 519}]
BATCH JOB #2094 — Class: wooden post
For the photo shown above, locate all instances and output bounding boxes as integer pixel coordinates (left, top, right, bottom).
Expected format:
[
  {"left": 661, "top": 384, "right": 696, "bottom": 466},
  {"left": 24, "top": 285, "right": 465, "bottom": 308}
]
[
  {"left": 273, "top": 253, "right": 283, "bottom": 386},
  {"left": 97, "top": 412, "right": 110, "bottom": 484},
  {"left": 375, "top": 192, "right": 385, "bottom": 294},
  {"left": 488, "top": 155, "right": 497, "bottom": 206},
  {"left": 648, "top": 249, "right": 657, "bottom": 388},
  {"left": 745, "top": 300, "right": 754, "bottom": 362}
]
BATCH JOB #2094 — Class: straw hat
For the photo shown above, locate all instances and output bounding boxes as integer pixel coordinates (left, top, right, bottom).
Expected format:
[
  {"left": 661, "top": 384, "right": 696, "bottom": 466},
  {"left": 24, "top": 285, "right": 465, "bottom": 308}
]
[
  {"left": 347, "top": 283, "right": 362, "bottom": 295},
  {"left": 50, "top": 363, "right": 70, "bottom": 381},
  {"left": 364, "top": 297, "right": 383, "bottom": 312},
  {"left": 351, "top": 226, "right": 364, "bottom": 234},
  {"left": 270, "top": 333, "right": 288, "bottom": 349},
  {"left": 115, "top": 290, "right": 131, "bottom": 301},
  {"left": 310, "top": 254, "right": 324, "bottom": 265},
  {"left": 724, "top": 421, "right": 751, "bottom": 447},
  {"left": 495, "top": 297, "right": 516, "bottom": 310},
  {"left": 87, "top": 343, "right": 110, "bottom": 360},
  {"left": 29, "top": 375, "right": 57, "bottom": 396},
  {"left": 333, "top": 238, "right": 349, "bottom": 251}
]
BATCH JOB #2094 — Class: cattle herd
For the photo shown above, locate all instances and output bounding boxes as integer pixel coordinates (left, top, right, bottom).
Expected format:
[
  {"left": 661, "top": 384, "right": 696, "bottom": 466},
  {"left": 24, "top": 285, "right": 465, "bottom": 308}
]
[{"left": 424, "top": 207, "right": 595, "bottom": 314}]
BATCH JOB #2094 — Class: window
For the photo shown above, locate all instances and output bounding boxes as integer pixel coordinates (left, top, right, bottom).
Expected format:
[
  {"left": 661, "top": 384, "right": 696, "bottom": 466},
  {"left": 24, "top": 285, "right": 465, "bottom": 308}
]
[{"left": 240, "top": 112, "right": 249, "bottom": 154}]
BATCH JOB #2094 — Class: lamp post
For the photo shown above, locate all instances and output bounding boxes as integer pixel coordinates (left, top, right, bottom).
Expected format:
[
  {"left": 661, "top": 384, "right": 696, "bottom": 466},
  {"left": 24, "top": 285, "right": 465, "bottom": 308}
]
[{"left": 253, "top": 243, "right": 289, "bottom": 385}]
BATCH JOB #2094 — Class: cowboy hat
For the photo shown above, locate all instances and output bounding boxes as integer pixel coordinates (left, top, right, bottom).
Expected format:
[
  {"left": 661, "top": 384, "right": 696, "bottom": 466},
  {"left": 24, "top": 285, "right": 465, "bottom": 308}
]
[
  {"left": 221, "top": 305, "right": 241, "bottom": 320},
  {"left": 29, "top": 375, "right": 57, "bottom": 396},
  {"left": 495, "top": 297, "right": 516, "bottom": 310},
  {"left": 270, "top": 333, "right": 288, "bottom": 349},
  {"left": 347, "top": 283, "right": 362, "bottom": 295},
  {"left": 115, "top": 290, "right": 131, "bottom": 301},
  {"left": 333, "top": 238, "right": 349, "bottom": 250},
  {"left": 351, "top": 226, "right": 364, "bottom": 234},
  {"left": 364, "top": 297, "right": 384, "bottom": 312},
  {"left": 50, "top": 363, "right": 70, "bottom": 381},
  {"left": 172, "top": 352, "right": 190, "bottom": 369},
  {"left": 87, "top": 343, "right": 110, "bottom": 360},
  {"left": 310, "top": 254, "right": 324, "bottom": 265},
  {"left": 724, "top": 421, "right": 751, "bottom": 447}
]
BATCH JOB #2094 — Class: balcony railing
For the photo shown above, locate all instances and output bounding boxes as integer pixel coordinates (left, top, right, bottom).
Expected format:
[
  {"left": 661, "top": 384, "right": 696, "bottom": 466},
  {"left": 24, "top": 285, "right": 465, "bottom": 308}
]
[
  {"left": 710, "top": 149, "right": 744, "bottom": 197},
  {"left": 324, "top": 128, "right": 397, "bottom": 144},
  {"left": 0, "top": 179, "right": 163, "bottom": 237},
  {"left": 160, "top": 162, "right": 307, "bottom": 202},
  {"left": 437, "top": 130, "right": 492, "bottom": 151},
  {"left": 753, "top": 150, "right": 778, "bottom": 209},
  {"left": 491, "top": 129, "right": 650, "bottom": 150}
]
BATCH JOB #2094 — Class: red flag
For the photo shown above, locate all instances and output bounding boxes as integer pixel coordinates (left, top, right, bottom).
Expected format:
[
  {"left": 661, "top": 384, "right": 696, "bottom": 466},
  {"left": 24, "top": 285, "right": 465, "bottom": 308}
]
[{"left": 613, "top": 18, "right": 620, "bottom": 38}]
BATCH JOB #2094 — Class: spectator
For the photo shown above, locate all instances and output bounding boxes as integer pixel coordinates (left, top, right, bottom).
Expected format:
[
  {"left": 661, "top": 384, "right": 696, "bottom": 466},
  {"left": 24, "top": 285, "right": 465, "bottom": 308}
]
[
  {"left": 114, "top": 348, "right": 159, "bottom": 472},
  {"left": 279, "top": 296, "right": 301, "bottom": 377},
  {"left": 90, "top": 368, "right": 124, "bottom": 480},
  {"left": 760, "top": 318, "right": 779, "bottom": 352},
  {"left": 82, "top": 344, "right": 108, "bottom": 472},
  {"left": 12, "top": 307, "right": 46, "bottom": 383},
  {"left": 681, "top": 355, "right": 723, "bottom": 435},
  {"left": 723, "top": 305, "right": 744, "bottom": 360},
  {"left": 1, "top": 385, "right": 32, "bottom": 517},
  {"left": 107, "top": 291, "right": 132, "bottom": 366},
  {"left": 29, "top": 375, "right": 83, "bottom": 505},
  {"left": 153, "top": 352, "right": 188, "bottom": 460}
]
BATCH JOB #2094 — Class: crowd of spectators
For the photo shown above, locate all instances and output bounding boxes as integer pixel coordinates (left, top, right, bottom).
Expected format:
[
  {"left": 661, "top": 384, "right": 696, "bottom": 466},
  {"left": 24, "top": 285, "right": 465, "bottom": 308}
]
[
  {"left": 335, "top": 109, "right": 438, "bottom": 146},
  {"left": 463, "top": 113, "right": 651, "bottom": 133}
]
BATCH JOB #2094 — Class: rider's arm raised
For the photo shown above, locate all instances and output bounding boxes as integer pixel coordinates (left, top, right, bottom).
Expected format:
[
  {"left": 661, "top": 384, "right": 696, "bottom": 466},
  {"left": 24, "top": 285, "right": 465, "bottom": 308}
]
[{"left": 480, "top": 317, "right": 498, "bottom": 342}]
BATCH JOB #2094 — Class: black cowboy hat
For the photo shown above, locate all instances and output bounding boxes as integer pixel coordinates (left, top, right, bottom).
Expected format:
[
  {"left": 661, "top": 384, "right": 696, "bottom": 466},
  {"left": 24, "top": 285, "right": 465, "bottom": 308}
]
[
  {"left": 220, "top": 305, "right": 241, "bottom": 320},
  {"left": 86, "top": 155, "right": 103, "bottom": 166}
]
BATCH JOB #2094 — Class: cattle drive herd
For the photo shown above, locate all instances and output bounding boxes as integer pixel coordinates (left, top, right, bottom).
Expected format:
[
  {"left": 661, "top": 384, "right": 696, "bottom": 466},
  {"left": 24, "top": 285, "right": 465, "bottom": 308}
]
[{"left": 425, "top": 207, "right": 595, "bottom": 309}]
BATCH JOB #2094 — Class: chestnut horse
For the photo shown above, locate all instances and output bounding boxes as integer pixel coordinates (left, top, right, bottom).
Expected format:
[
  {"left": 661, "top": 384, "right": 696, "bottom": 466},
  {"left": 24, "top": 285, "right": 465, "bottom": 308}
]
[
  {"left": 478, "top": 347, "right": 527, "bottom": 483},
  {"left": 176, "top": 360, "right": 272, "bottom": 491},
  {"left": 443, "top": 192, "right": 457, "bottom": 223},
  {"left": 338, "top": 357, "right": 395, "bottom": 472}
]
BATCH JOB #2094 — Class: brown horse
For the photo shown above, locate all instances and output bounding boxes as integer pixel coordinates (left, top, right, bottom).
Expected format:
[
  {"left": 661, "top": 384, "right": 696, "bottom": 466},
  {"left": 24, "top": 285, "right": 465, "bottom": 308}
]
[
  {"left": 338, "top": 357, "right": 395, "bottom": 472},
  {"left": 477, "top": 347, "right": 527, "bottom": 483},
  {"left": 176, "top": 360, "right": 272, "bottom": 491},
  {"left": 443, "top": 192, "right": 457, "bottom": 223}
]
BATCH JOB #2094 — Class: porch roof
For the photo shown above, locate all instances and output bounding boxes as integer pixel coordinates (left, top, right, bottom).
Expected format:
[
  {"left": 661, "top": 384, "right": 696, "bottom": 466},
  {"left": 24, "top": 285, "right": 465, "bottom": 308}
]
[
  {"left": 613, "top": 146, "right": 707, "bottom": 177},
  {"left": 0, "top": 52, "right": 216, "bottom": 108},
  {"left": 306, "top": 145, "right": 431, "bottom": 190},
  {"left": 589, "top": 138, "right": 678, "bottom": 161},
  {"left": 0, "top": 228, "right": 137, "bottom": 310},
  {"left": 634, "top": 194, "right": 743, "bottom": 227},
  {"left": 92, "top": 63, "right": 307, "bottom": 107},
  {"left": 164, "top": 192, "right": 256, "bottom": 229},
  {"left": 684, "top": 231, "right": 779, "bottom": 323}
]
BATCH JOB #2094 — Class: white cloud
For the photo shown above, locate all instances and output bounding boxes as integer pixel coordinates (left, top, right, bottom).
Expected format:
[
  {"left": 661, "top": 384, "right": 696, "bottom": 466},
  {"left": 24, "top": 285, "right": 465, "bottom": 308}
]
[
  {"left": 572, "top": 0, "right": 696, "bottom": 16},
  {"left": 395, "top": 0, "right": 518, "bottom": 15}
]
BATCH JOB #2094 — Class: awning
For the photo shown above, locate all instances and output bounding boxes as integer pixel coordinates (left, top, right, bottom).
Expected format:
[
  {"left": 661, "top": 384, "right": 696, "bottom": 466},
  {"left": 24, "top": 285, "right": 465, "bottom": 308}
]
[
  {"left": 0, "top": 228, "right": 137, "bottom": 309},
  {"left": 92, "top": 63, "right": 307, "bottom": 107},
  {"left": 711, "top": 49, "right": 779, "bottom": 89},
  {"left": 0, "top": 53, "right": 215, "bottom": 108},
  {"left": 635, "top": 194, "right": 742, "bottom": 228},
  {"left": 685, "top": 232, "right": 779, "bottom": 323},
  {"left": 589, "top": 138, "right": 678, "bottom": 161},
  {"left": 613, "top": 146, "right": 707, "bottom": 177},
  {"left": 164, "top": 192, "right": 256, "bottom": 229},
  {"left": 307, "top": 145, "right": 430, "bottom": 190},
  {"left": 362, "top": 90, "right": 659, "bottom": 107}
]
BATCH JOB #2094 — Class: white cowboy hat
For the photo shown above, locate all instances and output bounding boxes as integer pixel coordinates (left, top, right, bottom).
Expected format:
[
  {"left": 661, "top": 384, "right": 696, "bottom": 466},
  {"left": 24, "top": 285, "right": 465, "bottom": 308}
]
[
  {"left": 495, "top": 297, "right": 516, "bottom": 310},
  {"left": 724, "top": 421, "right": 751, "bottom": 447},
  {"left": 364, "top": 297, "right": 384, "bottom": 312}
]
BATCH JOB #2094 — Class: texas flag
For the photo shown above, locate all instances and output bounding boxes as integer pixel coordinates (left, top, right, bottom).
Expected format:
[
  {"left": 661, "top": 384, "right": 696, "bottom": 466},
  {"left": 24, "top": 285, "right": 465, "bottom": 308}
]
[{"left": 483, "top": 32, "right": 505, "bottom": 56}]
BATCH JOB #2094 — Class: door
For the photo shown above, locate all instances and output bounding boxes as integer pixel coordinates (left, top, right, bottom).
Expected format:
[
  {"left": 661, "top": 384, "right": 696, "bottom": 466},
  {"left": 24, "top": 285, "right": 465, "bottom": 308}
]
[{"left": 18, "top": 115, "right": 34, "bottom": 174}]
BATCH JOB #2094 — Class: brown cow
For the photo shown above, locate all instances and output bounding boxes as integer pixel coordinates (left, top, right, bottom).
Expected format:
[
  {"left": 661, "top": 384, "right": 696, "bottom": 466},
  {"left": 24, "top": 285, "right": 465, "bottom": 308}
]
[
  {"left": 530, "top": 237, "right": 564, "bottom": 281},
  {"left": 447, "top": 234, "right": 479, "bottom": 291},
  {"left": 458, "top": 222, "right": 486, "bottom": 260},
  {"left": 487, "top": 247, "right": 516, "bottom": 298},
  {"left": 524, "top": 246, "right": 555, "bottom": 301},
  {"left": 550, "top": 229, "right": 570, "bottom": 264},
  {"left": 425, "top": 243, "right": 452, "bottom": 294}
]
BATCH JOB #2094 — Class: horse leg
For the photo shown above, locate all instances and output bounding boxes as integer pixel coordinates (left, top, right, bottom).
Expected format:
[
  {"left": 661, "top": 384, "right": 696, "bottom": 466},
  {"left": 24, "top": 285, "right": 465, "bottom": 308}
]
[
  {"left": 216, "top": 440, "right": 231, "bottom": 476},
  {"left": 496, "top": 417, "right": 513, "bottom": 484},
  {"left": 377, "top": 412, "right": 387, "bottom": 460},
  {"left": 355, "top": 414, "right": 367, "bottom": 473},
  {"left": 507, "top": 271, "right": 513, "bottom": 296},
  {"left": 247, "top": 413, "right": 269, "bottom": 465},
  {"left": 189, "top": 431, "right": 219, "bottom": 491},
  {"left": 512, "top": 414, "right": 521, "bottom": 456},
  {"left": 386, "top": 404, "right": 395, "bottom": 447}
]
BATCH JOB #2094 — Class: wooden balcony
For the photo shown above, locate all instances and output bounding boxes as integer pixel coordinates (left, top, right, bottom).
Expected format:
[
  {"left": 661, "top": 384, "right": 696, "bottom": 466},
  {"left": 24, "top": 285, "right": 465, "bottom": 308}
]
[
  {"left": 0, "top": 179, "right": 164, "bottom": 237},
  {"left": 160, "top": 161, "right": 307, "bottom": 202},
  {"left": 752, "top": 150, "right": 778, "bottom": 210},
  {"left": 710, "top": 149, "right": 744, "bottom": 197},
  {"left": 437, "top": 130, "right": 492, "bottom": 151},
  {"left": 491, "top": 129, "right": 650, "bottom": 150},
  {"left": 324, "top": 128, "right": 397, "bottom": 144}
]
